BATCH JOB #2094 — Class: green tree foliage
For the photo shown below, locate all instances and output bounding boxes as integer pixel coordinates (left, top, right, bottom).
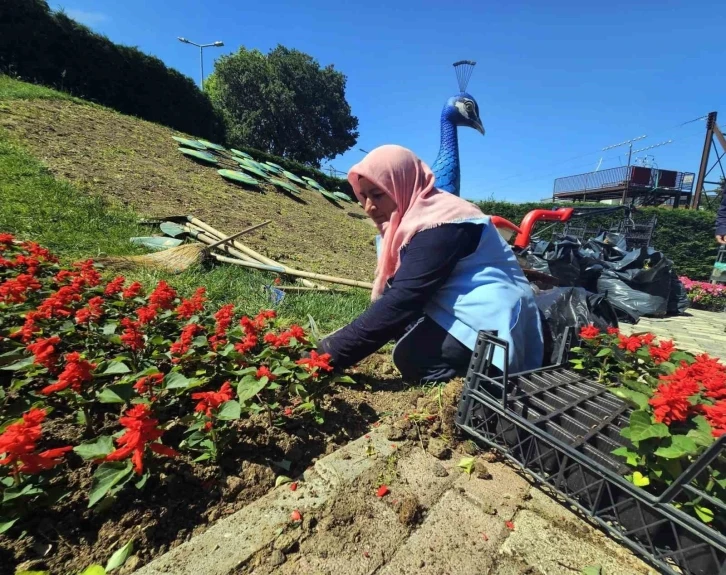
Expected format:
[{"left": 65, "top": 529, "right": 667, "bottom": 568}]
[
  {"left": 475, "top": 201, "right": 718, "bottom": 280},
  {"left": 207, "top": 45, "right": 359, "bottom": 166},
  {"left": 0, "top": 0, "right": 223, "bottom": 140}
]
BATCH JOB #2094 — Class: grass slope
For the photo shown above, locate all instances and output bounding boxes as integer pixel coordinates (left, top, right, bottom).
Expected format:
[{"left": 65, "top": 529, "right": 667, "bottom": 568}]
[
  {"left": 0, "top": 76, "right": 377, "bottom": 281},
  {"left": 0, "top": 103, "right": 369, "bottom": 332}
]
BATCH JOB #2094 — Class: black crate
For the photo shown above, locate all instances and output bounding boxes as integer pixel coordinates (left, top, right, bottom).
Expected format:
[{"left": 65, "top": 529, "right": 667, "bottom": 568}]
[{"left": 456, "top": 331, "right": 726, "bottom": 575}]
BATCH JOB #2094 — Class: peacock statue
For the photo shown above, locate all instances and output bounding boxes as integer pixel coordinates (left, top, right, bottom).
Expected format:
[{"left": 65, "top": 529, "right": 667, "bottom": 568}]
[{"left": 430, "top": 60, "right": 485, "bottom": 196}]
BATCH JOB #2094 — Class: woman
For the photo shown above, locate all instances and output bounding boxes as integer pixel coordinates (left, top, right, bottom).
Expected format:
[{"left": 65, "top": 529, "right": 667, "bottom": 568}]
[{"left": 317, "top": 145, "right": 543, "bottom": 383}]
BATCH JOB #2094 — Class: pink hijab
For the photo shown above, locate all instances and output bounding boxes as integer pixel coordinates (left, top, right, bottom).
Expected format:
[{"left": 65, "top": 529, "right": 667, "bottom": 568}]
[{"left": 348, "top": 145, "right": 485, "bottom": 300}]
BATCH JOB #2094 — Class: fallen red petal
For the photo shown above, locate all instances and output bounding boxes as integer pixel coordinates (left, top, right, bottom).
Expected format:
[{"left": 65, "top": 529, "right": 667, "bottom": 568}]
[
  {"left": 291, "top": 510, "right": 302, "bottom": 521},
  {"left": 376, "top": 485, "right": 390, "bottom": 498},
  {"left": 505, "top": 520, "right": 515, "bottom": 530},
  {"left": 481, "top": 533, "right": 489, "bottom": 541},
  {"left": 290, "top": 482, "right": 298, "bottom": 491},
  {"left": 365, "top": 434, "right": 371, "bottom": 439},
  {"left": 363, "top": 551, "right": 370, "bottom": 558}
]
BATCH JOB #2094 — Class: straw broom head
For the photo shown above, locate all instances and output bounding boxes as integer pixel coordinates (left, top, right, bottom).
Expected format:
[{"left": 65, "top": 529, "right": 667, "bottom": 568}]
[{"left": 96, "top": 243, "right": 209, "bottom": 273}]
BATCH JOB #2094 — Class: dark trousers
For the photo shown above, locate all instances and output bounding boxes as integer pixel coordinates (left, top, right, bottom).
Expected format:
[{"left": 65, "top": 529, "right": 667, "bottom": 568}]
[{"left": 392, "top": 316, "right": 472, "bottom": 384}]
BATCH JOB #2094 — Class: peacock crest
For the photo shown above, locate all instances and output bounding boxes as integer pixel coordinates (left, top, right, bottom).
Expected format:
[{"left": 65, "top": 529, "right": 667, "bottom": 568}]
[{"left": 430, "top": 60, "right": 485, "bottom": 197}]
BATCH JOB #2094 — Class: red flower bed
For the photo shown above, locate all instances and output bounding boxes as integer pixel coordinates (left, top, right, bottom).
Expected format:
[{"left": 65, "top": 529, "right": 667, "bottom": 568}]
[
  {"left": 572, "top": 326, "right": 726, "bottom": 529},
  {"left": 0, "top": 235, "right": 356, "bottom": 571}
]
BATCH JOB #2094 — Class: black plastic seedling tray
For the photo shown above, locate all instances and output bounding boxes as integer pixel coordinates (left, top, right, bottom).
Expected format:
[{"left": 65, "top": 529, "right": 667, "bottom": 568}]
[{"left": 456, "top": 331, "right": 726, "bottom": 575}]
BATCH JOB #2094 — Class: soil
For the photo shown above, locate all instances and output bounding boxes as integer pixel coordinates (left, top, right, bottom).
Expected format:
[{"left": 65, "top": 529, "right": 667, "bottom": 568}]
[
  {"left": 0, "top": 354, "right": 423, "bottom": 575},
  {"left": 0, "top": 99, "right": 378, "bottom": 282}
]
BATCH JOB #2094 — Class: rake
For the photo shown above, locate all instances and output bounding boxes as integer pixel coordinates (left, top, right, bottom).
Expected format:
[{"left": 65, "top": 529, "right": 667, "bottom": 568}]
[{"left": 96, "top": 221, "right": 272, "bottom": 273}]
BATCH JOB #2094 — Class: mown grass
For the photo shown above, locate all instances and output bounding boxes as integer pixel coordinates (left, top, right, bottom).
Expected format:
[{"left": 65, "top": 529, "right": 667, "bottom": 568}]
[
  {"left": 0, "top": 74, "right": 87, "bottom": 103},
  {"left": 0, "top": 129, "right": 369, "bottom": 332}
]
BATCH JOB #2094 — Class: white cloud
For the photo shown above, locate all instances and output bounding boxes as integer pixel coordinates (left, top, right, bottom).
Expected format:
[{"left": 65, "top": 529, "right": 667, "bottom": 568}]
[{"left": 64, "top": 8, "right": 109, "bottom": 26}]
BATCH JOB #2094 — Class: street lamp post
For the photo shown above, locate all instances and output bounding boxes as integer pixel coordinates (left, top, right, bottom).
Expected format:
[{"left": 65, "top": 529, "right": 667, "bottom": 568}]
[{"left": 177, "top": 37, "right": 224, "bottom": 91}]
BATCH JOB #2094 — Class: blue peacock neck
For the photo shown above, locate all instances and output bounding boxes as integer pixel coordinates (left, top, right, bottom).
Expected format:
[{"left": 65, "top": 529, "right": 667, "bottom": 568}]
[{"left": 431, "top": 110, "right": 460, "bottom": 196}]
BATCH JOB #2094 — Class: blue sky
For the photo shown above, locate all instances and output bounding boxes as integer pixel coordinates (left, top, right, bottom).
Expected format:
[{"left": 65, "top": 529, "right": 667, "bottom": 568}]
[{"left": 54, "top": 0, "right": 723, "bottom": 202}]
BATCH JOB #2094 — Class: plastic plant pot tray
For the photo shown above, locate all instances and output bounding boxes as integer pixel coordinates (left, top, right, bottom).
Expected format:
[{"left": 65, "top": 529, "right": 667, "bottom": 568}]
[{"left": 456, "top": 331, "right": 726, "bottom": 575}]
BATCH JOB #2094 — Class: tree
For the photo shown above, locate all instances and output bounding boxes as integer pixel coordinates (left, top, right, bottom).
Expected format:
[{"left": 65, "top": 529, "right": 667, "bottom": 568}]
[{"left": 206, "top": 45, "right": 358, "bottom": 166}]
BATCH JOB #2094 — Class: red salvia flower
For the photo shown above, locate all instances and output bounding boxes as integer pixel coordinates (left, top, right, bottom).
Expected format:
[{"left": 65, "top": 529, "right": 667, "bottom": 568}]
[
  {"left": 288, "top": 324, "right": 307, "bottom": 343},
  {"left": 296, "top": 351, "right": 333, "bottom": 377},
  {"left": 376, "top": 485, "right": 389, "bottom": 498},
  {"left": 72, "top": 259, "right": 102, "bottom": 287},
  {"left": 0, "top": 273, "right": 41, "bottom": 303},
  {"left": 648, "top": 340, "right": 675, "bottom": 364},
  {"left": 617, "top": 334, "right": 643, "bottom": 353},
  {"left": 149, "top": 280, "right": 177, "bottom": 310},
  {"left": 136, "top": 304, "right": 158, "bottom": 326},
  {"left": 120, "top": 318, "right": 144, "bottom": 351},
  {"left": 10, "top": 311, "right": 41, "bottom": 343},
  {"left": 170, "top": 323, "right": 202, "bottom": 359},
  {"left": 122, "top": 281, "right": 143, "bottom": 299},
  {"left": 606, "top": 326, "right": 620, "bottom": 335},
  {"left": 209, "top": 303, "right": 234, "bottom": 350},
  {"left": 256, "top": 366, "right": 276, "bottom": 380},
  {"left": 22, "top": 241, "right": 58, "bottom": 263},
  {"left": 11, "top": 255, "right": 42, "bottom": 276},
  {"left": 649, "top": 377, "right": 701, "bottom": 425},
  {"left": 704, "top": 401, "right": 726, "bottom": 438},
  {"left": 639, "top": 333, "right": 656, "bottom": 345},
  {"left": 176, "top": 287, "right": 206, "bottom": 319},
  {"left": 27, "top": 336, "right": 61, "bottom": 370},
  {"left": 134, "top": 373, "right": 164, "bottom": 397},
  {"left": 75, "top": 296, "right": 104, "bottom": 324},
  {"left": 104, "top": 404, "right": 178, "bottom": 474},
  {"left": 104, "top": 276, "right": 126, "bottom": 296},
  {"left": 192, "top": 382, "right": 235, "bottom": 417},
  {"left": 579, "top": 325, "right": 600, "bottom": 340},
  {"left": 0, "top": 233, "right": 15, "bottom": 246},
  {"left": 36, "top": 286, "right": 82, "bottom": 319},
  {"left": 40, "top": 352, "right": 96, "bottom": 395},
  {"left": 235, "top": 332, "right": 258, "bottom": 355},
  {"left": 0, "top": 407, "right": 72, "bottom": 475}
]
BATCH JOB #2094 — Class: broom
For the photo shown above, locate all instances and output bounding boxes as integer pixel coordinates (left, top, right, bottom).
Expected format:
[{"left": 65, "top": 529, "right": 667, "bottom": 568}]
[{"left": 96, "top": 221, "right": 272, "bottom": 273}]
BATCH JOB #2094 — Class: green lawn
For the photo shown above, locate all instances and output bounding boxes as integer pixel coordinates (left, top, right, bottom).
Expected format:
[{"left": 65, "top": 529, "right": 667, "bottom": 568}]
[
  {"left": 0, "top": 74, "right": 86, "bottom": 102},
  {"left": 0, "top": 128, "right": 369, "bottom": 332}
]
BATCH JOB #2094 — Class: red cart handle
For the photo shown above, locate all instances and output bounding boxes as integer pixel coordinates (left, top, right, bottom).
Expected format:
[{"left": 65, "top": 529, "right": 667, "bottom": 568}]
[{"left": 513, "top": 208, "right": 574, "bottom": 249}]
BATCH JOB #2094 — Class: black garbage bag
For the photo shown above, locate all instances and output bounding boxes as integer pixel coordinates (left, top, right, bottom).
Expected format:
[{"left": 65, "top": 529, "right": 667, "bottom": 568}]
[
  {"left": 581, "top": 232, "right": 628, "bottom": 262},
  {"left": 535, "top": 287, "right": 619, "bottom": 365},
  {"left": 525, "top": 236, "right": 582, "bottom": 287},
  {"left": 667, "top": 270, "right": 690, "bottom": 315},
  {"left": 596, "top": 248, "right": 672, "bottom": 321}
]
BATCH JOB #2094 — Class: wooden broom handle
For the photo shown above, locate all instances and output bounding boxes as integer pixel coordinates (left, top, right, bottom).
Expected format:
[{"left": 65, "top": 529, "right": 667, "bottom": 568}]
[{"left": 204, "top": 220, "right": 272, "bottom": 250}]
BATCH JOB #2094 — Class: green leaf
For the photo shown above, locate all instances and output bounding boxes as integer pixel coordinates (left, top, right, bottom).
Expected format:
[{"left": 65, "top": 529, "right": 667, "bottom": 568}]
[
  {"left": 658, "top": 361, "right": 677, "bottom": 375},
  {"left": 694, "top": 505, "right": 714, "bottom": 523},
  {"left": 216, "top": 400, "right": 241, "bottom": 420},
  {"left": 333, "top": 375, "right": 356, "bottom": 384},
  {"left": 102, "top": 322, "right": 118, "bottom": 336},
  {"left": 89, "top": 462, "right": 134, "bottom": 508},
  {"left": 687, "top": 415, "right": 715, "bottom": 448},
  {"left": 77, "top": 566, "right": 106, "bottom": 575},
  {"left": 457, "top": 456, "right": 476, "bottom": 476},
  {"left": 610, "top": 388, "right": 650, "bottom": 410},
  {"left": 1, "top": 356, "right": 34, "bottom": 371},
  {"left": 611, "top": 446, "right": 640, "bottom": 467},
  {"left": 164, "top": 371, "right": 191, "bottom": 390},
  {"left": 237, "top": 378, "right": 267, "bottom": 403},
  {"left": 74, "top": 436, "right": 115, "bottom": 460},
  {"left": 102, "top": 362, "right": 131, "bottom": 375},
  {"left": 671, "top": 351, "right": 695, "bottom": 364},
  {"left": 654, "top": 435, "right": 699, "bottom": 459},
  {"left": 595, "top": 348, "right": 612, "bottom": 357},
  {"left": 96, "top": 384, "right": 134, "bottom": 404},
  {"left": 193, "top": 453, "right": 212, "bottom": 463},
  {"left": 3, "top": 483, "right": 43, "bottom": 503},
  {"left": 0, "top": 517, "right": 18, "bottom": 534},
  {"left": 272, "top": 366, "right": 292, "bottom": 376},
  {"left": 275, "top": 475, "right": 293, "bottom": 487},
  {"left": 632, "top": 471, "right": 650, "bottom": 487},
  {"left": 628, "top": 410, "right": 670, "bottom": 442},
  {"left": 105, "top": 539, "right": 134, "bottom": 571},
  {"left": 581, "top": 566, "right": 603, "bottom": 575}
]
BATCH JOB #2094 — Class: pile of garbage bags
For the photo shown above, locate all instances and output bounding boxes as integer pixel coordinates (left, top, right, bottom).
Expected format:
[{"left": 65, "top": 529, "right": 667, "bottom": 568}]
[{"left": 527, "top": 232, "right": 689, "bottom": 325}]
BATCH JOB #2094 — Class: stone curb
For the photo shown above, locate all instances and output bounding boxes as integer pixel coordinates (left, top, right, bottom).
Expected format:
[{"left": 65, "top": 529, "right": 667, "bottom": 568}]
[{"left": 136, "top": 426, "right": 396, "bottom": 575}]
